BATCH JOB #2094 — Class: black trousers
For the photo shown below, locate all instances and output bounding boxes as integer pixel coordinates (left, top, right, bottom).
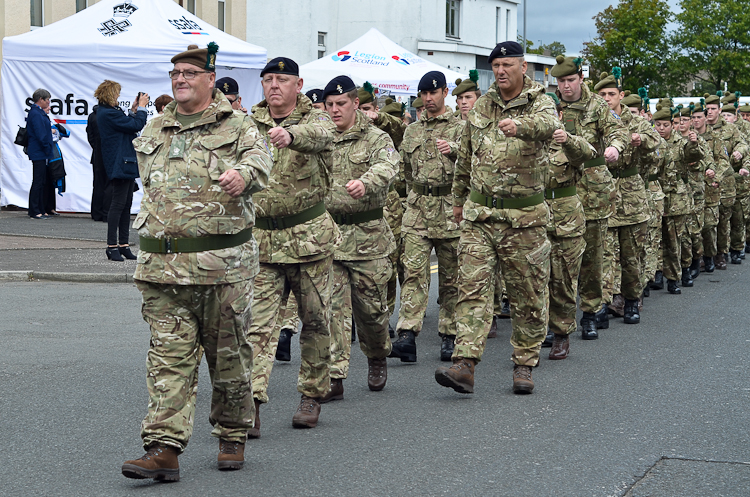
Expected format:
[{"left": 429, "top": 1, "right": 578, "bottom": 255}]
[
  {"left": 28, "top": 160, "right": 47, "bottom": 217},
  {"left": 91, "top": 163, "right": 111, "bottom": 222},
  {"left": 44, "top": 167, "right": 57, "bottom": 214},
  {"left": 107, "top": 179, "right": 134, "bottom": 246}
]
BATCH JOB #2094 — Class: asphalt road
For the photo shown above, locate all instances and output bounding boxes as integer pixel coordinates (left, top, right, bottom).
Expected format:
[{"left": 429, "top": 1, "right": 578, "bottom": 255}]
[{"left": 0, "top": 267, "right": 749, "bottom": 496}]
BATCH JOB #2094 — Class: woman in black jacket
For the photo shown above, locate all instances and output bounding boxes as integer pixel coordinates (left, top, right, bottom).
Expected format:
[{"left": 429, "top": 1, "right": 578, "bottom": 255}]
[{"left": 93, "top": 80, "right": 148, "bottom": 261}]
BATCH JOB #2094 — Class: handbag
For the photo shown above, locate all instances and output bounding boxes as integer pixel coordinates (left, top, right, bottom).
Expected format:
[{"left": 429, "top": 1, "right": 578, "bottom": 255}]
[{"left": 14, "top": 126, "right": 28, "bottom": 147}]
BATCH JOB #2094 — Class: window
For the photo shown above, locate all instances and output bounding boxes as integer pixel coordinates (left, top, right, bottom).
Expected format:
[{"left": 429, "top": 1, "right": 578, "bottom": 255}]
[
  {"left": 506, "top": 9, "right": 511, "bottom": 40},
  {"left": 496, "top": 7, "right": 501, "bottom": 43},
  {"left": 534, "top": 70, "right": 545, "bottom": 83},
  {"left": 187, "top": 0, "right": 196, "bottom": 14},
  {"left": 318, "top": 50, "right": 325, "bottom": 59},
  {"left": 30, "top": 0, "right": 43, "bottom": 27},
  {"left": 76, "top": 0, "right": 87, "bottom": 13},
  {"left": 318, "top": 32, "right": 326, "bottom": 58},
  {"left": 218, "top": 1, "right": 225, "bottom": 31},
  {"left": 446, "top": 0, "right": 460, "bottom": 38}
]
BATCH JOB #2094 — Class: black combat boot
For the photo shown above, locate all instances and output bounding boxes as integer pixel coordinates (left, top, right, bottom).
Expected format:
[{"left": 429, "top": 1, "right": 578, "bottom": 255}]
[
  {"left": 595, "top": 303, "right": 609, "bottom": 330},
  {"left": 440, "top": 334, "right": 455, "bottom": 362},
  {"left": 542, "top": 329, "right": 554, "bottom": 347},
  {"left": 745, "top": 242, "right": 750, "bottom": 254},
  {"left": 667, "top": 279, "right": 682, "bottom": 294},
  {"left": 580, "top": 312, "right": 598, "bottom": 340},
  {"left": 689, "top": 258, "right": 701, "bottom": 280},
  {"left": 703, "top": 255, "right": 715, "bottom": 273},
  {"left": 388, "top": 330, "right": 417, "bottom": 362},
  {"left": 623, "top": 299, "right": 641, "bottom": 324},
  {"left": 388, "top": 323, "right": 396, "bottom": 338},
  {"left": 649, "top": 270, "right": 664, "bottom": 290},
  {"left": 276, "top": 329, "right": 292, "bottom": 362},
  {"left": 730, "top": 250, "right": 743, "bottom": 264},
  {"left": 681, "top": 267, "right": 694, "bottom": 287}
]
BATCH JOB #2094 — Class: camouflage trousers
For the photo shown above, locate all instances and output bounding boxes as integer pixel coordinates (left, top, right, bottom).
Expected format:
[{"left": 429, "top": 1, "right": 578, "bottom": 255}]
[
  {"left": 548, "top": 233, "right": 586, "bottom": 337},
  {"left": 136, "top": 280, "right": 255, "bottom": 451},
  {"left": 384, "top": 189, "right": 406, "bottom": 315},
  {"left": 730, "top": 194, "right": 750, "bottom": 251},
  {"left": 397, "top": 232, "right": 459, "bottom": 337},
  {"left": 681, "top": 203, "right": 704, "bottom": 265},
  {"left": 718, "top": 196, "right": 735, "bottom": 254},
  {"left": 579, "top": 218, "right": 608, "bottom": 313},
  {"left": 702, "top": 204, "right": 720, "bottom": 258},
  {"left": 274, "top": 292, "right": 300, "bottom": 336},
  {"left": 248, "top": 258, "right": 333, "bottom": 404},
  {"left": 452, "top": 221, "right": 550, "bottom": 367},
  {"left": 604, "top": 222, "right": 647, "bottom": 302},
  {"left": 644, "top": 199, "right": 664, "bottom": 286},
  {"left": 661, "top": 215, "right": 686, "bottom": 281},
  {"left": 491, "top": 271, "right": 506, "bottom": 316},
  {"left": 330, "top": 257, "right": 393, "bottom": 379}
]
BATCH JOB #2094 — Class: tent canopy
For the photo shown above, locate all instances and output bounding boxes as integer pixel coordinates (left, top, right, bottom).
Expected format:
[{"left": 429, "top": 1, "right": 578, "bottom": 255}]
[{"left": 300, "top": 28, "right": 467, "bottom": 97}]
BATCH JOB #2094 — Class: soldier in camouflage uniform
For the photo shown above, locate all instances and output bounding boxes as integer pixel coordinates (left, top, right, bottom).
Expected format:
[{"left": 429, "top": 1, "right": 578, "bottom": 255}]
[
  {"left": 248, "top": 57, "right": 341, "bottom": 433},
  {"left": 122, "top": 43, "right": 272, "bottom": 480},
  {"left": 739, "top": 103, "right": 750, "bottom": 253},
  {"left": 314, "top": 76, "right": 398, "bottom": 402},
  {"left": 597, "top": 71, "right": 660, "bottom": 324},
  {"left": 552, "top": 59, "right": 628, "bottom": 338},
  {"left": 390, "top": 70, "right": 464, "bottom": 363},
  {"left": 434, "top": 41, "right": 561, "bottom": 395}
]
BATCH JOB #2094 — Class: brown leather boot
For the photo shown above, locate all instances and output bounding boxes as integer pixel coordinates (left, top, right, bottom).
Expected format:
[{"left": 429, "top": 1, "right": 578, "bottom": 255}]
[
  {"left": 247, "top": 399, "right": 261, "bottom": 439},
  {"left": 292, "top": 395, "right": 321, "bottom": 428},
  {"left": 512, "top": 364, "right": 534, "bottom": 394},
  {"left": 319, "top": 378, "right": 344, "bottom": 403},
  {"left": 367, "top": 357, "right": 387, "bottom": 391},
  {"left": 434, "top": 358, "right": 475, "bottom": 394},
  {"left": 716, "top": 253, "right": 727, "bottom": 270},
  {"left": 607, "top": 294, "right": 625, "bottom": 317},
  {"left": 122, "top": 444, "right": 180, "bottom": 481},
  {"left": 217, "top": 439, "right": 245, "bottom": 471},
  {"left": 548, "top": 334, "right": 570, "bottom": 360}
]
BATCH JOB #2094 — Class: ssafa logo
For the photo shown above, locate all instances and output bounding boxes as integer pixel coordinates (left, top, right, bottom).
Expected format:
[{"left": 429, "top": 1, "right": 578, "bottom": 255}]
[
  {"left": 392, "top": 56, "right": 409, "bottom": 65},
  {"left": 332, "top": 51, "right": 351, "bottom": 62}
]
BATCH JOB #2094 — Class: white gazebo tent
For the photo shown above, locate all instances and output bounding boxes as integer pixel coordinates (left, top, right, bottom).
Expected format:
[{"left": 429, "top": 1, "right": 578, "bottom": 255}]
[
  {"left": 300, "top": 28, "right": 467, "bottom": 100},
  {"left": 1, "top": 0, "right": 267, "bottom": 213}
]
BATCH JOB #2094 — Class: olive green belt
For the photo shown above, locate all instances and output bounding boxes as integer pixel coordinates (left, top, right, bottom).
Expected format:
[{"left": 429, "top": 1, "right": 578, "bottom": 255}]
[
  {"left": 611, "top": 167, "right": 639, "bottom": 179},
  {"left": 647, "top": 174, "right": 659, "bottom": 182},
  {"left": 411, "top": 182, "right": 452, "bottom": 196},
  {"left": 330, "top": 207, "right": 383, "bottom": 225},
  {"left": 139, "top": 228, "right": 253, "bottom": 254},
  {"left": 583, "top": 157, "right": 606, "bottom": 168},
  {"left": 544, "top": 185, "right": 577, "bottom": 199},
  {"left": 255, "top": 202, "right": 326, "bottom": 230},
  {"left": 469, "top": 190, "right": 545, "bottom": 209}
]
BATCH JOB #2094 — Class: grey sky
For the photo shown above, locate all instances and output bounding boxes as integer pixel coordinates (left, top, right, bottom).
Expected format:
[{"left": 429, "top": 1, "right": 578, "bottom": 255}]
[{"left": 520, "top": 0, "right": 682, "bottom": 55}]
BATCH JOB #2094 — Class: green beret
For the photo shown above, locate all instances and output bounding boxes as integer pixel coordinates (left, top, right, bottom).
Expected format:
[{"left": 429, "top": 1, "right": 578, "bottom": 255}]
[
  {"left": 721, "top": 102, "right": 738, "bottom": 113},
  {"left": 171, "top": 42, "right": 219, "bottom": 71},
  {"left": 452, "top": 70, "right": 480, "bottom": 96},
  {"left": 382, "top": 98, "right": 404, "bottom": 118},
  {"left": 550, "top": 55, "right": 583, "bottom": 78},
  {"left": 694, "top": 98, "right": 707, "bottom": 114},
  {"left": 652, "top": 104, "right": 672, "bottom": 121},
  {"left": 739, "top": 104, "right": 750, "bottom": 113},
  {"left": 621, "top": 90, "right": 642, "bottom": 109},
  {"left": 657, "top": 97, "right": 673, "bottom": 108},
  {"left": 413, "top": 92, "right": 423, "bottom": 109},
  {"left": 680, "top": 104, "right": 693, "bottom": 117},
  {"left": 704, "top": 92, "right": 722, "bottom": 105},
  {"left": 721, "top": 91, "right": 741, "bottom": 105},
  {"left": 358, "top": 81, "right": 375, "bottom": 105},
  {"left": 594, "top": 67, "right": 622, "bottom": 91}
]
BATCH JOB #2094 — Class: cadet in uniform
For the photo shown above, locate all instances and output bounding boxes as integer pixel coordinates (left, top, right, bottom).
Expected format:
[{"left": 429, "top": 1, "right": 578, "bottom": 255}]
[
  {"left": 306, "top": 88, "right": 325, "bottom": 110},
  {"left": 318, "top": 76, "right": 399, "bottom": 402},
  {"left": 453, "top": 70, "right": 481, "bottom": 121},
  {"left": 122, "top": 43, "right": 272, "bottom": 479},
  {"left": 215, "top": 76, "right": 247, "bottom": 114},
  {"left": 435, "top": 41, "right": 561, "bottom": 395},
  {"left": 248, "top": 57, "right": 340, "bottom": 432},
  {"left": 738, "top": 103, "right": 750, "bottom": 252},
  {"left": 413, "top": 92, "right": 424, "bottom": 120},
  {"left": 390, "top": 70, "right": 464, "bottom": 363}
]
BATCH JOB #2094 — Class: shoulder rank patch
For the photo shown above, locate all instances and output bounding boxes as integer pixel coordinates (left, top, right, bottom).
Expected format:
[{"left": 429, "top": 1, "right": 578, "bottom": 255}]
[{"left": 610, "top": 110, "right": 621, "bottom": 120}]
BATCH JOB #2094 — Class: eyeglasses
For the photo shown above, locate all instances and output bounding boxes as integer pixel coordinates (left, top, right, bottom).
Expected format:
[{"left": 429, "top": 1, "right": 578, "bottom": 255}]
[
  {"left": 169, "top": 69, "right": 210, "bottom": 80},
  {"left": 226, "top": 96, "right": 238, "bottom": 104}
]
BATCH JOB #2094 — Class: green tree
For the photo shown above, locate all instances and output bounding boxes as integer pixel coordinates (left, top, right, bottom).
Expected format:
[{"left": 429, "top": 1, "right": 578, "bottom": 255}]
[
  {"left": 519, "top": 36, "right": 566, "bottom": 57},
  {"left": 672, "top": 0, "right": 750, "bottom": 95},
  {"left": 583, "top": 0, "right": 678, "bottom": 95}
]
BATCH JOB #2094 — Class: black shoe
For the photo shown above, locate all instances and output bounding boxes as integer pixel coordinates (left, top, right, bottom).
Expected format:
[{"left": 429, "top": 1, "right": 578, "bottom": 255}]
[
  {"left": 388, "top": 323, "right": 395, "bottom": 339},
  {"left": 351, "top": 317, "right": 356, "bottom": 343},
  {"left": 689, "top": 258, "right": 701, "bottom": 280},
  {"left": 388, "top": 330, "right": 417, "bottom": 362},
  {"left": 681, "top": 267, "right": 694, "bottom": 287},
  {"left": 440, "top": 335, "right": 455, "bottom": 362},
  {"left": 667, "top": 279, "right": 682, "bottom": 294},
  {"left": 623, "top": 299, "right": 640, "bottom": 324},
  {"left": 106, "top": 246, "right": 124, "bottom": 261},
  {"left": 276, "top": 328, "right": 292, "bottom": 362},
  {"left": 741, "top": 251, "right": 746, "bottom": 260},
  {"left": 730, "top": 250, "right": 743, "bottom": 264},
  {"left": 499, "top": 298, "right": 511, "bottom": 319},
  {"left": 595, "top": 303, "right": 609, "bottom": 330},
  {"left": 541, "top": 329, "right": 554, "bottom": 347},
  {"left": 642, "top": 285, "right": 650, "bottom": 297},
  {"left": 580, "top": 312, "right": 598, "bottom": 340},
  {"left": 745, "top": 242, "right": 750, "bottom": 254},
  {"left": 118, "top": 245, "right": 137, "bottom": 260},
  {"left": 649, "top": 270, "right": 664, "bottom": 290},
  {"left": 703, "top": 256, "right": 715, "bottom": 273}
]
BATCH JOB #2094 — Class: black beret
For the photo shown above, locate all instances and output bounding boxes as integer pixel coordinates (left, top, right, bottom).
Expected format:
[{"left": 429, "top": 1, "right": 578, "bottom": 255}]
[
  {"left": 418, "top": 71, "right": 446, "bottom": 92},
  {"left": 260, "top": 57, "right": 299, "bottom": 77},
  {"left": 215, "top": 77, "right": 239, "bottom": 95},
  {"left": 305, "top": 89, "right": 324, "bottom": 104},
  {"left": 488, "top": 41, "right": 524, "bottom": 63},
  {"left": 323, "top": 75, "right": 357, "bottom": 99}
]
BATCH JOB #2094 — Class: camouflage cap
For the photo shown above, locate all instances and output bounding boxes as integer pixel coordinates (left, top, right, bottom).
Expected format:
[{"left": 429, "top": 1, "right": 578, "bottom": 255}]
[
  {"left": 452, "top": 70, "right": 480, "bottom": 96},
  {"left": 357, "top": 81, "right": 376, "bottom": 104},
  {"left": 652, "top": 103, "right": 672, "bottom": 121},
  {"left": 549, "top": 55, "right": 583, "bottom": 78},
  {"left": 704, "top": 91, "right": 722, "bottom": 105},
  {"left": 171, "top": 42, "right": 219, "bottom": 71},
  {"left": 621, "top": 90, "right": 642, "bottom": 109}
]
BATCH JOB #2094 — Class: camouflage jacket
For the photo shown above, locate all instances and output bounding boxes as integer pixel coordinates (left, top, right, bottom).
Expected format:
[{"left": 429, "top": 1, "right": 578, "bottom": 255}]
[
  {"left": 707, "top": 117, "right": 743, "bottom": 199},
  {"left": 608, "top": 107, "right": 660, "bottom": 227},
  {"left": 645, "top": 136, "right": 665, "bottom": 204},
  {"left": 401, "top": 106, "right": 464, "bottom": 238},
  {"left": 373, "top": 111, "right": 406, "bottom": 149},
  {"left": 373, "top": 109, "right": 407, "bottom": 229},
  {"left": 662, "top": 130, "right": 702, "bottom": 217},
  {"left": 682, "top": 133, "right": 710, "bottom": 206},
  {"left": 546, "top": 132, "right": 596, "bottom": 238},
  {"left": 454, "top": 76, "right": 561, "bottom": 228},
  {"left": 698, "top": 126, "right": 728, "bottom": 207},
  {"left": 132, "top": 90, "right": 271, "bottom": 285},
  {"left": 328, "top": 110, "right": 399, "bottom": 260},
  {"left": 732, "top": 117, "right": 750, "bottom": 196},
  {"left": 250, "top": 93, "right": 341, "bottom": 264},
  {"left": 558, "top": 84, "right": 628, "bottom": 221}
]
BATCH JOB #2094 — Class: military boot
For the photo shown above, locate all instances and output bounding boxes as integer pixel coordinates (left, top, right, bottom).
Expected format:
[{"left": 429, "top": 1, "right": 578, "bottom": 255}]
[
  {"left": 440, "top": 334, "right": 455, "bottom": 362},
  {"left": 608, "top": 294, "right": 625, "bottom": 317},
  {"left": 512, "top": 365, "right": 534, "bottom": 394},
  {"left": 548, "top": 334, "right": 570, "bottom": 360},
  {"left": 319, "top": 378, "right": 344, "bottom": 403},
  {"left": 275, "top": 328, "right": 292, "bottom": 362},
  {"left": 247, "top": 399, "right": 261, "bottom": 439},
  {"left": 217, "top": 439, "right": 245, "bottom": 471},
  {"left": 703, "top": 255, "right": 715, "bottom": 273},
  {"left": 292, "top": 395, "right": 321, "bottom": 429},
  {"left": 541, "top": 329, "right": 554, "bottom": 347},
  {"left": 689, "top": 258, "right": 701, "bottom": 280},
  {"left": 650, "top": 270, "right": 664, "bottom": 290},
  {"left": 595, "top": 303, "right": 609, "bottom": 329},
  {"left": 716, "top": 253, "right": 727, "bottom": 270},
  {"left": 681, "top": 267, "right": 694, "bottom": 287},
  {"left": 388, "top": 330, "right": 417, "bottom": 362},
  {"left": 388, "top": 322, "right": 396, "bottom": 339},
  {"left": 730, "top": 250, "right": 743, "bottom": 264},
  {"left": 122, "top": 444, "right": 180, "bottom": 481},
  {"left": 580, "top": 312, "right": 598, "bottom": 340},
  {"left": 667, "top": 279, "right": 682, "bottom": 294},
  {"left": 745, "top": 241, "right": 750, "bottom": 254},
  {"left": 499, "top": 298, "right": 511, "bottom": 318},
  {"left": 367, "top": 358, "right": 387, "bottom": 391},
  {"left": 487, "top": 316, "right": 498, "bottom": 338},
  {"left": 623, "top": 299, "right": 641, "bottom": 324},
  {"left": 434, "top": 358, "right": 476, "bottom": 394}
]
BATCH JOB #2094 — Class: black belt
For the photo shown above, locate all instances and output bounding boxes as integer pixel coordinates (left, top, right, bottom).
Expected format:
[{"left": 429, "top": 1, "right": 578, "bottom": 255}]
[
  {"left": 544, "top": 185, "right": 577, "bottom": 199},
  {"left": 612, "top": 167, "right": 639, "bottom": 179},
  {"left": 469, "top": 190, "right": 545, "bottom": 209},
  {"left": 583, "top": 157, "right": 606, "bottom": 168},
  {"left": 140, "top": 228, "right": 253, "bottom": 254},
  {"left": 255, "top": 202, "right": 326, "bottom": 230},
  {"left": 390, "top": 184, "right": 408, "bottom": 198},
  {"left": 329, "top": 207, "right": 383, "bottom": 225},
  {"left": 411, "top": 183, "right": 452, "bottom": 196}
]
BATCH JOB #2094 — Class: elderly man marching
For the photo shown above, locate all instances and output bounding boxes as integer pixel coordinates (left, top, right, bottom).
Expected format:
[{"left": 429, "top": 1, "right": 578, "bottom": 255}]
[
  {"left": 122, "top": 43, "right": 272, "bottom": 479},
  {"left": 434, "top": 41, "right": 561, "bottom": 395}
]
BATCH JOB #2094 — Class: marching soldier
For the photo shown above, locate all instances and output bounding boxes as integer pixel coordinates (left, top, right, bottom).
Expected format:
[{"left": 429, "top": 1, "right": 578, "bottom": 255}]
[
  {"left": 215, "top": 76, "right": 247, "bottom": 114},
  {"left": 305, "top": 88, "right": 325, "bottom": 110}
]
